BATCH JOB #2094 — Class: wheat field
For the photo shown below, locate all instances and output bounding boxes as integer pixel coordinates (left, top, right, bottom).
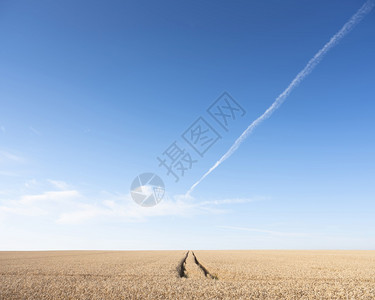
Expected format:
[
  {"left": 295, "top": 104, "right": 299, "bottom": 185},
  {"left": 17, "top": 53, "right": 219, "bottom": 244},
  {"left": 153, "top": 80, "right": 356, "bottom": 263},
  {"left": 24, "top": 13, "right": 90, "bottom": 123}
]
[{"left": 1, "top": 250, "right": 375, "bottom": 299}]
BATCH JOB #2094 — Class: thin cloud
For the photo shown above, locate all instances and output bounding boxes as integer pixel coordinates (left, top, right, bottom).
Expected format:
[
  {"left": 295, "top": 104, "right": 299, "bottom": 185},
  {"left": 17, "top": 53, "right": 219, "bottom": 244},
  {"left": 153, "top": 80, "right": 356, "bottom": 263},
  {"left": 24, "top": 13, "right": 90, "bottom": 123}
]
[
  {"left": 47, "top": 180, "right": 70, "bottom": 190},
  {"left": 187, "top": 0, "right": 375, "bottom": 195},
  {"left": 29, "top": 126, "right": 41, "bottom": 136},
  {"left": 25, "top": 179, "right": 38, "bottom": 188},
  {"left": 219, "top": 225, "right": 307, "bottom": 237},
  {"left": 199, "top": 197, "right": 264, "bottom": 206},
  {"left": 0, "top": 205, "right": 48, "bottom": 217},
  {"left": 0, "top": 151, "right": 24, "bottom": 163},
  {"left": 20, "top": 190, "right": 81, "bottom": 204},
  {"left": 55, "top": 194, "right": 259, "bottom": 224},
  {"left": 0, "top": 171, "right": 20, "bottom": 177},
  {"left": 0, "top": 181, "right": 82, "bottom": 219},
  {"left": 0, "top": 181, "right": 260, "bottom": 225},
  {"left": 56, "top": 194, "right": 224, "bottom": 224}
]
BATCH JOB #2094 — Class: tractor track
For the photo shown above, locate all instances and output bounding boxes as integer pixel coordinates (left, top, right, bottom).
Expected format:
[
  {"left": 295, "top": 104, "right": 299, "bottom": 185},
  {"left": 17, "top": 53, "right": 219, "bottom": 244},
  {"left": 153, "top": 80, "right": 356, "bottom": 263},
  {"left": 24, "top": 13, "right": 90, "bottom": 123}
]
[
  {"left": 191, "top": 251, "right": 217, "bottom": 279},
  {"left": 177, "top": 251, "right": 189, "bottom": 278},
  {"left": 177, "top": 251, "right": 217, "bottom": 280}
]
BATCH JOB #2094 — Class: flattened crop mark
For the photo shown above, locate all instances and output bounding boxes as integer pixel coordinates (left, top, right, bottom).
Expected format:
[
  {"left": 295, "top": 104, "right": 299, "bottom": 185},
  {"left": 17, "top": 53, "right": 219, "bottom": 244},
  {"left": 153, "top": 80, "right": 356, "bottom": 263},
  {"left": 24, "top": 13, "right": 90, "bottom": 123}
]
[
  {"left": 191, "top": 251, "right": 218, "bottom": 280},
  {"left": 177, "top": 251, "right": 189, "bottom": 278}
]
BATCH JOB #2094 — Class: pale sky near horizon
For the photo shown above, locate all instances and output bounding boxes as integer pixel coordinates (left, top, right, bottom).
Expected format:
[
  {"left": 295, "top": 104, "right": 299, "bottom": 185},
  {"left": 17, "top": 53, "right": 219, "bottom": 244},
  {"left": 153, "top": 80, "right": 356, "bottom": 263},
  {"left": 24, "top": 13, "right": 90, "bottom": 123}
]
[{"left": 1, "top": 0, "right": 374, "bottom": 250}]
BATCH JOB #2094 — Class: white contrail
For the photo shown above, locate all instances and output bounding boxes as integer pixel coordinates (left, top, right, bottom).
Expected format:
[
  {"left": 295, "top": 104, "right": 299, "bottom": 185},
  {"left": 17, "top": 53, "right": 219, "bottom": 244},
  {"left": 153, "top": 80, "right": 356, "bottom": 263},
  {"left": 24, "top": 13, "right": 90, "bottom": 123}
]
[{"left": 187, "top": 0, "right": 374, "bottom": 196}]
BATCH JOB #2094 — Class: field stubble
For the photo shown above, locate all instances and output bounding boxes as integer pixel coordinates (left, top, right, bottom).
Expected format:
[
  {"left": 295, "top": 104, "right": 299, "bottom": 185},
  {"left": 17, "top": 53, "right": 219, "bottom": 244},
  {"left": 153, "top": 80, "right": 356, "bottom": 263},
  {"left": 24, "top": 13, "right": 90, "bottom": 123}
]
[{"left": 1, "top": 250, "right": 375, "bottom": 299}]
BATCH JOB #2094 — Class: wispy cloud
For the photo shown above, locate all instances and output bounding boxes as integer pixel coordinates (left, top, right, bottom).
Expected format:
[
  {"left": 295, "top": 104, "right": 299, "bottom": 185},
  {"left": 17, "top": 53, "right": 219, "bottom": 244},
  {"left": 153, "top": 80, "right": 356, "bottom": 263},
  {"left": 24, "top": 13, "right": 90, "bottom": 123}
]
[
  {"left": 0, "top": 126, "right": 5, "bottom": 133},
  {"left": 0, "top": 204, "right": 48, "bottom": 217},
  {"left": 29, "top": 126, "right": 41, "bottom": 136},
  {"left": 47, "top": 180, "right": 70, "bottom": 190},
  {"left": 25, "top": 179, "right": 38, "bottom": 188},
  {"left": 0, "top": 170, "right": 20, "bottom": 177},
  {"left": 187, "top": 0, "right": 375, "bottom": 195},
  {"left": 219, "top": 225, "right": 307, "bottom": 237},
  {"left": 56, "top": 193, "right": 234, "bottom": 224},
  {"left": 0, "top": 188, "right": 81, "bottom": 219},
  {"left": 0, "top": 179, "right": 261, "bottom": 225},
  {"left": 0, "top": 151, "right": 24, "bottom": 163},
  {"left": 19, "top": 190, "right": 81, "bottom": 204},
  {"left": 55, "top": 194, "right": 262, "bottom": 225},
  {"left": 0, "top": 180, "right": 84, "bottom": 220},
  {"left": 199, "top": 197, "right": 263, "bottom": 206},
  {"left": 24, "top": 179, "right": 70, "bottom": 190}
]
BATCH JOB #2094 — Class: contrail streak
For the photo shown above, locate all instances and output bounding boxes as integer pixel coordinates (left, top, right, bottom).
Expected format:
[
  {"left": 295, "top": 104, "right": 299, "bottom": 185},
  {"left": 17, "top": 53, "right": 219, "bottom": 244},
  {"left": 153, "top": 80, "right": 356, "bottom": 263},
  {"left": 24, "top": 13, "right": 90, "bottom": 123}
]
[{"left": 187, "top": 0, "right": 374, "bottom": 196}]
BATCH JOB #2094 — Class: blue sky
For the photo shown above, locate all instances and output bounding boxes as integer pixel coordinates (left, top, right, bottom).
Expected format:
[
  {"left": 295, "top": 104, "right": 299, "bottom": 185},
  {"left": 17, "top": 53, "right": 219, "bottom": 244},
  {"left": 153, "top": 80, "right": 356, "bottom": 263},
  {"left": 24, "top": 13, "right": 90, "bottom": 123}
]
[{"left": 0, "top": 0, "right": 374, "bottom": 250}]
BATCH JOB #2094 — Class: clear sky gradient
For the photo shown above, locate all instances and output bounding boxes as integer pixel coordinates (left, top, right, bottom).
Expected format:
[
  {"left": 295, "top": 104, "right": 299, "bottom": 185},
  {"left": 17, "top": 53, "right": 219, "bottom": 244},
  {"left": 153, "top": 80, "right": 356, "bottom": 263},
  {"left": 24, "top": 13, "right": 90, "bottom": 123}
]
[{"left": 1, "top": 0, "right": 374, "bottom": 250}]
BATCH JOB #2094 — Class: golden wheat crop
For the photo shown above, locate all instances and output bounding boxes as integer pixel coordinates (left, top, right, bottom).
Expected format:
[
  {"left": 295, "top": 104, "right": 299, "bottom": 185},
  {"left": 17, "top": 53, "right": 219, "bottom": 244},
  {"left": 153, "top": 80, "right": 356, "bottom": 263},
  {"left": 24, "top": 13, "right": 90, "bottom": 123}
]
[{"left": 1, "top": 250, "right": 374, "bottom": 299}]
